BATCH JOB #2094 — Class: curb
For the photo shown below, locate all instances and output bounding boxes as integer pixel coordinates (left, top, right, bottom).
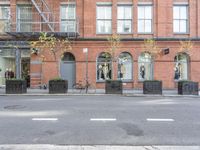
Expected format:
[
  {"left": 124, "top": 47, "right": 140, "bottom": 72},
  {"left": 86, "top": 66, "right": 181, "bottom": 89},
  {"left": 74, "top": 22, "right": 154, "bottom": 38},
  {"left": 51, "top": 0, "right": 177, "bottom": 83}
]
[
  {"left": 0, "top": 93, "right": 199, "bottom": 97},
  {"left": 0, "top": 145, "right": 200, "bottom": 150}
]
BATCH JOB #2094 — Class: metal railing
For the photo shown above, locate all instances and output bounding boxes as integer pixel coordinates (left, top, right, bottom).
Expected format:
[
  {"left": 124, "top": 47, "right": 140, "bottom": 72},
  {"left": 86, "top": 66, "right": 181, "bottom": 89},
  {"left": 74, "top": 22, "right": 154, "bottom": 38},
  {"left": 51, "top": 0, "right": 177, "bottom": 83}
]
[{"left": 0, "top": 13, "right": 79, "bottom": 35}]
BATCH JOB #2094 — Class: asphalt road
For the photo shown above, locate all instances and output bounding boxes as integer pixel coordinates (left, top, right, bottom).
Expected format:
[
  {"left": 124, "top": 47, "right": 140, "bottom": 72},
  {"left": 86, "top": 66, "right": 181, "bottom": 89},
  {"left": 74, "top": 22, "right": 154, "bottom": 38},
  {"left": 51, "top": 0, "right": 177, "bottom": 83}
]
[{"left": 0, "top": 95, "right": 200, "bottom": 145}]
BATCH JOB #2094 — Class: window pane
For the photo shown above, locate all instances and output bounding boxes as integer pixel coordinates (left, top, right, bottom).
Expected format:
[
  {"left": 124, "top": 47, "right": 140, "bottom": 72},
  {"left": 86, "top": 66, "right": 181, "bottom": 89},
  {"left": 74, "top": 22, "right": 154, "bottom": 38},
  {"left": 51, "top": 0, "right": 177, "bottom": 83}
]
[
  {"left": 173, "top": 20, "right": 180, "bottom": 32},
  {"left": 61, "top": 6, "right": 67, "bottom": 19},
  {"left": 0, "top": 6, "right": 10, "bottom": 19},
  {"left": 138, "top": 20, "right": 144, "bottom": 32},
  {"left": 117, "top": 6, "right": 124, "bottom": 19},
  {"left": 145, "top": 6, "right": 152, "bottom": 19},
  {"left": 180, "top": 20, "right": 187, "bottom": 32},
  {"left": 180, "top": 6, "right": 187, "bottom": 19},
  {"left": 97, "top": 53, "right": 112, "bottom": 81},
  {"left": 68, "top": 6, "right": 75, "bottom": 19},
  {"left": 124, "top": 21, "right": 131, "bottom": 33},
  {"left": 97, "top": 20, "right": 104, "bottom": 33},
  {"left": 125, "top": 6, "right": 132, "bottom": 19},
  {"left": 138, "top": 7, "right": 144, "bottom": 19},
  {"left": 173, "top": 6, "right": 180, "bottom": 19},
  {"left": 145, "top": 20, "right": 152, "bottom": 32},
  {"left": 117, "top": 20, "right": 123, "bottom": 33},
  {"left": 105, "top": 7, "right": 111, "bottom": 19},
  {"left": 97, "top": 6, "right": 104, "bottom": 19},
  {"left": 105, "top": 21, "right": 111, "bottom": 33},
  {"left": 118, "top": 53, "right": 132, "bottom": 80}
]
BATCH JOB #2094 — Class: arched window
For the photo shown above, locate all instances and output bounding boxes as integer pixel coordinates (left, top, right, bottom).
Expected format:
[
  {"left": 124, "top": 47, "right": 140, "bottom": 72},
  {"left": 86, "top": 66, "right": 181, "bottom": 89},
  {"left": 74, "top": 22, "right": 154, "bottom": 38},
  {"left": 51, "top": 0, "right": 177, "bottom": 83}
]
[
  {"left": 61, "top": 52, "right": 75, "bottom": 61},
  {"left": 174, "top": 53, "right": 189, "bottom": 80},
  {"left": 97, "top": 52, "right": 112, "bottom": 81},
  {"left": 138, "top": 52, "right": 153, "bottom": 80},
  {"left": 118, "top": 52, "right": 133, "bottom": 80}
]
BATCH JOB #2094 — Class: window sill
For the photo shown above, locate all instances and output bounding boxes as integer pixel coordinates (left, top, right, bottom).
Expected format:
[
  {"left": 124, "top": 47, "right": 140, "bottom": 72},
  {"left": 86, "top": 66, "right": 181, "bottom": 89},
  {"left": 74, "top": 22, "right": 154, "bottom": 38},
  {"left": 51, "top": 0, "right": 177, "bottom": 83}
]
[
  {"left": 96, "top": 80, "right": 133, "bottom": 83},
  {"left": 173, "top": 33, "right": 189, "bottom": 35},
  {"left": 138, "top": 32, "right": 154, "bottom": 35},
  {"left": 96, "top": 33, "right": 112, "bottom": 35}
]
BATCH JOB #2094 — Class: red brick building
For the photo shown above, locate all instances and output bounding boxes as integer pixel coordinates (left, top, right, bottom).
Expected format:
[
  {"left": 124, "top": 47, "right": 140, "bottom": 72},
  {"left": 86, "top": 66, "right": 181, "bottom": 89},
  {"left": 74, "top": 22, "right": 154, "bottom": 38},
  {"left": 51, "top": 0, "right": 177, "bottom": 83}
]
[{"left": 0, "top": 0, "right": 200, "bottom": 89}]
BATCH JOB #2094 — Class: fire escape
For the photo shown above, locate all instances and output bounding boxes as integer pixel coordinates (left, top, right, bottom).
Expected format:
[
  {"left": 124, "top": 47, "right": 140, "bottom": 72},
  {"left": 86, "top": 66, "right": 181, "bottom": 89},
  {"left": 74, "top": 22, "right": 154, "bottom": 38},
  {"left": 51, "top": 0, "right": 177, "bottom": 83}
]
[{"left": 30, "top": 0, "right": 54, "bottom": 32}]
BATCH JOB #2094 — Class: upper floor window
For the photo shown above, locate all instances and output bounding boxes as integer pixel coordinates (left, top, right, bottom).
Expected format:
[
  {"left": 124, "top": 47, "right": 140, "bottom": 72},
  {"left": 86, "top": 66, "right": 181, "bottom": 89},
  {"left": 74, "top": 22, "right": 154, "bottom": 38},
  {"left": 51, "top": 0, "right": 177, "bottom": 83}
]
[
  {"left": 61, "top": 4, "right": 76, "bottom": 32},
  {"left": 0, "top": 5, "right": 10, "bottom": 32},
  {"left": 173, "top": 5, "right": 188, "bottom": 33},
  {"left": 138, "top": 5, "right": 152, "bottom": 33},
  {"left": 96, "top": 5, "right": 112, "bottom": 34},
  {"left": 17, "top": 5, "right": 32, "bottom": 32},
  {"left": 117, "top": 5, "right": 132, "bottom": 33}
]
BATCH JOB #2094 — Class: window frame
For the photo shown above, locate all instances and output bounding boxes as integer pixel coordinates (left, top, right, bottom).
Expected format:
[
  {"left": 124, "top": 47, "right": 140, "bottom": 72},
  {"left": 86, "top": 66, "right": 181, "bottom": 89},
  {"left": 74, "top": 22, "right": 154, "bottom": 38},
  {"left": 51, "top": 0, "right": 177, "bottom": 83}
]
[
  {"left": 173, "top": 4, "right": 189, "bottom": 34},
  {"left": 16, "top": 5, "right": 32, "bottom": 32},
  {"left": 137, "top": 4, "right": 153, "bottom": 34},
  {"left": 96, "top": 52, "right": 112, "bottom": 82},
  {"left": 117, "top": 52, "right": 133, "bottom": 81},
  {"left": 60, "top": 4, "right": 76, "bottom": 32},
  {"left": 138, "top": 52, "right": 154, "bottom": 81},
  {"left": 117, "top": 4, "right": 133, "bottom": 34},
  {"left": 0, "top": 5, "right": 10, "bottom": 32},
  {"left": 174, "top": 53, "right": 189, "bottom": 81},
  {"left": 96, "top": 4, "right": 112, "bottom": 34}
]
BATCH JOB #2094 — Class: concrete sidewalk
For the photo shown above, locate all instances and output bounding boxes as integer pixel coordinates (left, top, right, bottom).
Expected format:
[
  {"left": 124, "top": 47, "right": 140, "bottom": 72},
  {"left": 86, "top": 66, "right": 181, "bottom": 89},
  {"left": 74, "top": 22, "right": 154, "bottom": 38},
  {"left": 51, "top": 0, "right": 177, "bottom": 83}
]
[
  {"left": 0, "top": 87, "right": 199, "bottom": 96},
  {"left": 0, "top": 145, "right": 200, "bottom": 150}
]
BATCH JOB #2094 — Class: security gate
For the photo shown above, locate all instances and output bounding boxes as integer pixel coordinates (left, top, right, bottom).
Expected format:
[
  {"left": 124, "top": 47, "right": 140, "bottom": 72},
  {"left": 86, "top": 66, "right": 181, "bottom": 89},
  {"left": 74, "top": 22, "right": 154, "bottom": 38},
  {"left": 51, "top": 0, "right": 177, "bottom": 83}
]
[{"left": 60, "top": 53, "right": 76, "bottom": 89}]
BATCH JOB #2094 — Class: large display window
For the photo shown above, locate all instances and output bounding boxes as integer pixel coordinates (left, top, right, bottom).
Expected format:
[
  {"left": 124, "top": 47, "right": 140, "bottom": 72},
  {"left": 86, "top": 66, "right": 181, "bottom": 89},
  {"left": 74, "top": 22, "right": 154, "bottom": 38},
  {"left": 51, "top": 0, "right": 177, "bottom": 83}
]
[
  {"left": 117, "top": 52, "right": 133, "bottom": 80},
  {"left": 174, "top": 53, "right": 189, "bottom": 81},
  {"left": 97, "top": 52, "right": 112, "bottom": 81},
  {"left": 138, "top": 52, "right": 153, "bottom": 81}
]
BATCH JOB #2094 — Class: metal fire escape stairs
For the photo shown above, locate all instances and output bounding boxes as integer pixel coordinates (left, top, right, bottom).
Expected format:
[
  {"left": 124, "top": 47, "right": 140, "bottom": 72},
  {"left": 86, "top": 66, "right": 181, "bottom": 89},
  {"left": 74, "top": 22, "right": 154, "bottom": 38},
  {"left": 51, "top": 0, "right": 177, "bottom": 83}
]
[{"left": 31, "top": 0, "right": 54, "bottom": 32}]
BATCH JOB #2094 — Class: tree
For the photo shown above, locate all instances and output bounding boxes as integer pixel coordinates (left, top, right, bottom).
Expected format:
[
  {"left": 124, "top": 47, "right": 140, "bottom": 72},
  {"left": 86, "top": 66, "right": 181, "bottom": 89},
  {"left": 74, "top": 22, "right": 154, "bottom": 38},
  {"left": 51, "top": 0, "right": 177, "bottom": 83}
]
[
  {"left": 179, "top": 40, "right": 193, "bottom": 55},
  {"left": 30, "top": 32, "right": 72, "bottom": 78},
  {"left": 142, "top": 38, "right": 161, "bottom": 59},
  {"left": 106, "top": 33, "right": 121, "bottom": 79}
]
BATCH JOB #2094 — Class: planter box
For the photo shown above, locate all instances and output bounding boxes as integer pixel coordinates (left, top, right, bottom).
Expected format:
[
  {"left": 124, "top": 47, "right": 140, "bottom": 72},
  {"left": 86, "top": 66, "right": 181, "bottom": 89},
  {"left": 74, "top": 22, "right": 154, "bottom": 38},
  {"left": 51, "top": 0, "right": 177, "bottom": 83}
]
[
  {"left": 6, "top": 80, "right": 27, "bottom": 94},
  {"left": 143, "top": 80, "right": 162, "bottom": 95},
  {"left": 49, "top": 80, "right": 68, "bottom": 94},
  {"left": 105, "top": 80, "right": 122, "bottom": 94},
  {"left": 178, "top": 81, "right": 199, "bottom": 95}
]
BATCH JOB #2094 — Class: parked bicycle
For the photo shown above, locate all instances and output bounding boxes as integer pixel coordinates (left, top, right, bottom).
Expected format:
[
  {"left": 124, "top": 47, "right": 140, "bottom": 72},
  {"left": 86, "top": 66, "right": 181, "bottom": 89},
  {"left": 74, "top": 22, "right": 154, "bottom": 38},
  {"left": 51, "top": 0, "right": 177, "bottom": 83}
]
[{"left": 72, "top": 80, "right": 96, "bottom": 93}]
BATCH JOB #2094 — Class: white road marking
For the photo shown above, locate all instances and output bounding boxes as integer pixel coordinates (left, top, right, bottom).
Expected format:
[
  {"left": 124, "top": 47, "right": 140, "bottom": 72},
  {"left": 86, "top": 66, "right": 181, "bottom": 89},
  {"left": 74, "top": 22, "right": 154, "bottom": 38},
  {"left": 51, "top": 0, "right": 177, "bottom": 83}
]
[
  {"left": 32, "top": 118, "right": 58, "bottom": 121},
  {"left": 147, "top": 118, "right": 174, "bottom": 122},
  {"left": 90, "top": 118, "right": 117, "bottom": 121}
]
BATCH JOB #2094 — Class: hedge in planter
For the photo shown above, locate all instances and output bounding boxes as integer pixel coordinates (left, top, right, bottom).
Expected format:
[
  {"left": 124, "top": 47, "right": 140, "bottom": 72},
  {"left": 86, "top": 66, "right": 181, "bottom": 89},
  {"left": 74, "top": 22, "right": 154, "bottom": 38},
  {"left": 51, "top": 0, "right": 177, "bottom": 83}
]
[
  {"left": 178, "top": 81, "right": 199, "bottom": 95},
  {"left": 49, "top": 79, "right": 68, "bottom": 94},
  {"left": 105, "top": 80, "right": 122, "bottom": 94},
  {"left": 6, "top": 79, "right": 27, "bottom": 94},
  {"left": 143, "top": 80, "right": 162, "bottom": 95}
]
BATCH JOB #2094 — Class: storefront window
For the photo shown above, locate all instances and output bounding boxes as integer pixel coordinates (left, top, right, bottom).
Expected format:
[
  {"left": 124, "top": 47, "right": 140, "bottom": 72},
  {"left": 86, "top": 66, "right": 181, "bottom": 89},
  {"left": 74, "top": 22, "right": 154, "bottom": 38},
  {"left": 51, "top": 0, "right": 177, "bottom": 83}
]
[
  {"left": 138, "top": 52, "right": 153, "bottom": 81},
  {"left": 174, "top": 53, "right": 189, "bottom": 80},
  {"left": 97, "top": 52, "right": 112, "bottom": 81},
  {"left": 118, "top": 52, "right": 132, "bottom": 80}
]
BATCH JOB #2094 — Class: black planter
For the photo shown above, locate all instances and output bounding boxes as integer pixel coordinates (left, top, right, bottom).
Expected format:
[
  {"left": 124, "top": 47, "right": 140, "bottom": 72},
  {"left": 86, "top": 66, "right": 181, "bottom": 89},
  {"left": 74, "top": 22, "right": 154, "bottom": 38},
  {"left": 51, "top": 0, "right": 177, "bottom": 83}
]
[
  {"left": 143, "top": 80, "right": 162, "bottom": 95},
  {"left": 178, "top": 81, "right": 199, "bottom": 95},
  {"left": 49, "top": 80, "right": 68, "bottom": 94},
  {"left": 105, "top": 80, "right": 122, "bottom": 94},
  {"left": 6, "top": 79, "right": 27, "bottom": 94}
]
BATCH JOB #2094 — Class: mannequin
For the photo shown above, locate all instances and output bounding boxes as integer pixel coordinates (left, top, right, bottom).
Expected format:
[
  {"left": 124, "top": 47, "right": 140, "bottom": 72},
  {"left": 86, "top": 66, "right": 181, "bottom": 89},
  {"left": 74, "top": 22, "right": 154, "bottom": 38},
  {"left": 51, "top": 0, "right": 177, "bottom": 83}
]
[
  {"left": 140, "top": 64, "right": 145, "bottom": 79},
  {"left": 5, "top": 68, "right": 9, "bottom": 79},
  {"left": 102, "top": 63, "right": 109, "bottom": 80}
]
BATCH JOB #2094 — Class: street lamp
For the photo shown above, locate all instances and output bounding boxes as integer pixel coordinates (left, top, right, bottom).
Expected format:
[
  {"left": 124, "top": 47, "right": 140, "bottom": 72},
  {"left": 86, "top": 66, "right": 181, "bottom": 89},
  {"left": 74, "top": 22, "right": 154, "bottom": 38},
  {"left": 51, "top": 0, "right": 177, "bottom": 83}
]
[{"left": 83, "top": 48, "right": 88, "bottom": 93}]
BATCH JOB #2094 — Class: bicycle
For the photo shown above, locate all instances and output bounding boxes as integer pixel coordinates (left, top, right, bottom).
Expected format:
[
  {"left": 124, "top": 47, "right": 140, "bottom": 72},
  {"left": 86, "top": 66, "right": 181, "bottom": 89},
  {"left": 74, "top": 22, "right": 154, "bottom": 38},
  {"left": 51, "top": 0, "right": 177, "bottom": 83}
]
[{"left": 72, "top": 80, "right": 96, "bottom": 94}]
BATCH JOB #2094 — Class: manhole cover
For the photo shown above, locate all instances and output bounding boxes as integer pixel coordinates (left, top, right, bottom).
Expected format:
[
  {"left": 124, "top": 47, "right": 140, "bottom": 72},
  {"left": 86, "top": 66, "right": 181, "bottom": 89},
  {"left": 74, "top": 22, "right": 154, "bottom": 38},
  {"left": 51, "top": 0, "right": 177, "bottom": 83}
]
[{"left": 4, "top": 105, "right": 26, "bottom": 110}]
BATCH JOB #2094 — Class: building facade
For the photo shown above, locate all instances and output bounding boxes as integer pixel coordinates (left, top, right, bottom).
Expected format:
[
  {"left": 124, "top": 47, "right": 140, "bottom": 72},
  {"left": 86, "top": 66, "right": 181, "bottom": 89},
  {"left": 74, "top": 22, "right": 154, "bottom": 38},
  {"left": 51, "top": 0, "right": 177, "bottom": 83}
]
[{"left": 0, "top": 0, "right": 200, "bottom": 89}]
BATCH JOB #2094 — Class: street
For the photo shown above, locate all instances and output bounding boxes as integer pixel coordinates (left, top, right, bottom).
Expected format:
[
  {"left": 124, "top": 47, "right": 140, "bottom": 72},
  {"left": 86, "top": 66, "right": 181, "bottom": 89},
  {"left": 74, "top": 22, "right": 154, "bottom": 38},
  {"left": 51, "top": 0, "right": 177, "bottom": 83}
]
[{"left": 0, "top": 95, "right": 200, "bottom": 146}]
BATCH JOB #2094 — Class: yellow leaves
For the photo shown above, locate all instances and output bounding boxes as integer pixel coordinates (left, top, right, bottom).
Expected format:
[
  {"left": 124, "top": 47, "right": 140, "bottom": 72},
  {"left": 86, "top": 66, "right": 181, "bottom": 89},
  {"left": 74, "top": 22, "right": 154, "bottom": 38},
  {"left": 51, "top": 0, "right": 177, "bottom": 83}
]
[
  {"left": 142, "top": 39, "right": 161, "bottom": 59},
  {"left": 107, "top": 33, "right": 120, "bottom": 60},
  {"left": 30, "top": 32, "right": 72, "bottom": 61},
  {"left": 179, "top": 40, "right": 193, "bottom": 55}
]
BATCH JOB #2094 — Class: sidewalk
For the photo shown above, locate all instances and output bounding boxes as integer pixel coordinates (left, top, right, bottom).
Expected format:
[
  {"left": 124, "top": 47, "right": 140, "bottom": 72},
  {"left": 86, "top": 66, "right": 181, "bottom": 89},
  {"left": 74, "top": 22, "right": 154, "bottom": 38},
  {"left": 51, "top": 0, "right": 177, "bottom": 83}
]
[{"left": 0, "top": 87, "right": 199, "bottom": 96}]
